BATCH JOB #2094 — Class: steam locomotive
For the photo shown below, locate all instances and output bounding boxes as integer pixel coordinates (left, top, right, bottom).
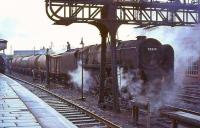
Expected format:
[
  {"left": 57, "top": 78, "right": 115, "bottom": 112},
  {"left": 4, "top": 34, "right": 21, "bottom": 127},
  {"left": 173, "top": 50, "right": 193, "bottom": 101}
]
[{"left": 11, "top": 36, "right": 174, "bottom": 94}]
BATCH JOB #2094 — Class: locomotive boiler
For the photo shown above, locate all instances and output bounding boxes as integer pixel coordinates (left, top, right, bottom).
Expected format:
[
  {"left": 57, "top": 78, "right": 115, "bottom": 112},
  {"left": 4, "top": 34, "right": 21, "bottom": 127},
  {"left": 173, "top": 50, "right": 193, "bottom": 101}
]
[{"left": 79, "top": 36, "right": 174, "bottom": 85}]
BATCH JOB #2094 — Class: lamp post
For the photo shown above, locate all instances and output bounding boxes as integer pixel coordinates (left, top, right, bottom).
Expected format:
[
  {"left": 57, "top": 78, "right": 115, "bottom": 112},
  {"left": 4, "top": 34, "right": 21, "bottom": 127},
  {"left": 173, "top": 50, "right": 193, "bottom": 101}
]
[
  {"left": 46, "top": 48, "right": 50, "bottom": 86},
  {"left": 33, "top": 46, "right": 35, "bottom": 56},
  {"left": 80, "top": 37, "right": 85, "bottom": 100}
]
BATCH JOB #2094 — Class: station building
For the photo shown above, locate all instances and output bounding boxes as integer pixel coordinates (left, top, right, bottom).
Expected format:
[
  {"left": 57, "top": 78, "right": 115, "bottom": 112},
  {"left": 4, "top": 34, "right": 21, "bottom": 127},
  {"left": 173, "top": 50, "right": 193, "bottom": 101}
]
[{"left": 13, "top": 49, "right": 46, "bottom": 56}]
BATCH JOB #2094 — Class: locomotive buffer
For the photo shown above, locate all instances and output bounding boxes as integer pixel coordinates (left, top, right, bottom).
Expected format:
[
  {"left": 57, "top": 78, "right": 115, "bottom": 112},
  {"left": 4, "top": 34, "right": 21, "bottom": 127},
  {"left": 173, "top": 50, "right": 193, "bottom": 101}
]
[{"left": 45, "top": 0, "right": 200, "bottom": 112}]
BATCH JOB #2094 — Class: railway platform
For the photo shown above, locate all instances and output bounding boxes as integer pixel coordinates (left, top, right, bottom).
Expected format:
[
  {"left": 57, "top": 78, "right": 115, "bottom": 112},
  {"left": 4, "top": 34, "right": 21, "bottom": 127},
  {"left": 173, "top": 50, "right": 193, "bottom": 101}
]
[{"left": 0, "top": 73, "right": 77, "bottom": 128}]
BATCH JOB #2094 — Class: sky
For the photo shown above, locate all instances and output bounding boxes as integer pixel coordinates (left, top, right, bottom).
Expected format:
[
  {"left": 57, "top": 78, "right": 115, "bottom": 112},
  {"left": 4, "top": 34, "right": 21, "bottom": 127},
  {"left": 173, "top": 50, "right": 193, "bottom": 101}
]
[
  {"left": 0, "top": 0, "right": 101, "bottom": 54},
  {"left": 0, "top": 0, "right": 199, "bottom": 54},
  {"left": 0, "top": 0, "right": 137, "bottom": 54}
]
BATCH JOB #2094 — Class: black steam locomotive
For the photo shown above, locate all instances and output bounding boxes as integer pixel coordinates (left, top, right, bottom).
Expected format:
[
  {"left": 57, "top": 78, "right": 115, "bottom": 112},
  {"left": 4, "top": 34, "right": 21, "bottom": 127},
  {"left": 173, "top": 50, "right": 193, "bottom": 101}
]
[{"left": 11, "top": 36, "right": 174, "bottom": 95}]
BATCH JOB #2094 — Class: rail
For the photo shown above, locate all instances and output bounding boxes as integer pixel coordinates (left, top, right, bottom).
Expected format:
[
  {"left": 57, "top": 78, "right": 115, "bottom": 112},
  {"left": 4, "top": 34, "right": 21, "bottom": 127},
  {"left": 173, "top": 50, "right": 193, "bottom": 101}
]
[{"left": 7, "top": 74, "right": 121, "bottom": 128}]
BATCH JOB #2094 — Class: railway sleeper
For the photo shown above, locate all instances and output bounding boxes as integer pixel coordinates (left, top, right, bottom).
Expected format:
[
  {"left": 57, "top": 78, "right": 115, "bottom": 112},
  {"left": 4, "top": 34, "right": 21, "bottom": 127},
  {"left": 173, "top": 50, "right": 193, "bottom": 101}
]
[
  {"left": 53, "top": 106, "right": 76, "bottom": 110},
  {"left": 32, "top": 93, "right": 52, "bottom": 98},
  {"left": 178, "top": 94, "right": 200, "bottom": 100},
  {"left": 49, "top": 103, "right": 73, "bottom": 107},
  {"left": 41, "top": 98, "right": 58, "bottom": 101},
  {"left": 64, "top": 114, "right": 88, "bottom": 118},
  {"left": 57, "top": 109, "right": 79, "bottom": 113},
  {"left": 97, "top": 125, "right": 108, "bottom": 128},
  {"left": 62, "top": 111, "right": 83, "bottom": 115},
  {"left": 32, "top": 91, "right": 45, "bottom": 95},
  {"left": 52, "top": 106, "right": 76, "bottom": 111},
  {"left": 184, "top": 89, "right": 200, "bottom": 93},
  {"left": 75, "top": 122, "right": 104, "bottom": 128},
  {"left": 58, "top": 110, "right": 80, "bottom": 113},
  {"left": 46, "top": 102, "right": 67, "bottom": 106},
  {"left": 71, "top": 118, "right": 97, "bottom": 124},
  {"left": 44, "top": 100, "right": 64, "bottom": 104},
  {"left": 48, "top": 103, "right": 70, "bottom": 107},
  {"left": 176, "top": 97, "right": 199, "bottom": 104},
  {"left": 182, "top": 90, "right": 200, "bottom": 95},
  {"left": 77, "top": 125, "right": 107, "bottom": 128},
  {"left": 184, "top": 88, "right": 200, "bottom": 91},
  {"left": 53, "top": 106, "right": 75, "bottom": 109},
  {"left": 51, "top": 105, "right": 75, "bottom": 109},
  {"left": 183, "top": 86, "right": 200, "bottom": 89},
  {"left": 67, "top": 116, "right": 93, "bottom": 121},
  {"left": 30, "top": 90, "right": 42, "bottom": 93},
  {"left": 181, "top": 98, "right": 200, "bottom": 104},
  {"left": 37, "top": 94, "right": 52, "bottom": 98},
  {"left": 38, "top": 95, "right": 52, "bottom": 98}
]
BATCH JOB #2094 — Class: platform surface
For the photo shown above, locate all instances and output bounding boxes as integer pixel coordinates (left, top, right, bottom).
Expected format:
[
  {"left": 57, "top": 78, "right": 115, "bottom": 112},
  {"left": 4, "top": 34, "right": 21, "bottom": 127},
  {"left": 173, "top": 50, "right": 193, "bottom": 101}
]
[{"left": 0, "top": 74, "right": 77, "bottom": 128}]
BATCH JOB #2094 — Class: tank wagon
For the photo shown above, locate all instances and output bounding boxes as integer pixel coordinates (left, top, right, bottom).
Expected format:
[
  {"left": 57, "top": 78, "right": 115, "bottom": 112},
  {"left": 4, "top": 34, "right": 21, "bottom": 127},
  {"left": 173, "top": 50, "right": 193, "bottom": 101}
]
[{"left": 11, "top": 36, "right": 174, "bottom": 93}]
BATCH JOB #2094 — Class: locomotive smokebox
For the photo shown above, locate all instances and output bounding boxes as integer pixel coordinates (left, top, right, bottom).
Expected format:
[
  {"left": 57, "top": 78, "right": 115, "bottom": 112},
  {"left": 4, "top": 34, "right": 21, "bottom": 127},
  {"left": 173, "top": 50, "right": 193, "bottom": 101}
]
[{"left": 136, "top": 36, "right": 146, "bottom": 40}]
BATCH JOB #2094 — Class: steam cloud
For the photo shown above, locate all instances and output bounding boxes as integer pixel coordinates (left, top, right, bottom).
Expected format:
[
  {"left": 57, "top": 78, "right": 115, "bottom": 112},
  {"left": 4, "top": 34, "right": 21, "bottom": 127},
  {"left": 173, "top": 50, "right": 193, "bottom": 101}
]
[
  {"left": 118, "top": 67, "right": 143, "bottom": 98},
  {"left": 69, "top": 61, "right": 94, "bottom": 92}
]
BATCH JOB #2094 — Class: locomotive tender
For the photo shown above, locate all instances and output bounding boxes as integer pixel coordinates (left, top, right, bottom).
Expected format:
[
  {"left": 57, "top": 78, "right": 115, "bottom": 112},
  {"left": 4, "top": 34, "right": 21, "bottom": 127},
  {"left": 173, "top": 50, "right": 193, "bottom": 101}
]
[{"left": 11, "top": 36, "right": 174, "bottom": 93}]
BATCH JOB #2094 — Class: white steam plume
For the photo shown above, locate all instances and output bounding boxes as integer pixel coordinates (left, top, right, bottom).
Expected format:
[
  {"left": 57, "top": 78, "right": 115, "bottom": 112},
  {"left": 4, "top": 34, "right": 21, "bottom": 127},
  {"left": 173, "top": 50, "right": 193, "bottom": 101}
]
[
  {"left": 118, "top": 67, "right": 143, "bottom": 100},
  {"left": 69, "top": 61, "right": 94, "bottom": 92}
]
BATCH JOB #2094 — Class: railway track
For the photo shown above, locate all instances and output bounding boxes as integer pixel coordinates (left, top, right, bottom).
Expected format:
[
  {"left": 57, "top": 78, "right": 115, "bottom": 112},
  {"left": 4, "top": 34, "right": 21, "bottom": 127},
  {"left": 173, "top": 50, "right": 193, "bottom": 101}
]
[
  {"left": 173, "top": 84, "right": 200, "bottom": 113},
  {"left": 8, "top": 73, "right": 200, "bottom": 128},
  {"left": 8, "top": 75, "right": 121, "bottom": 128}
]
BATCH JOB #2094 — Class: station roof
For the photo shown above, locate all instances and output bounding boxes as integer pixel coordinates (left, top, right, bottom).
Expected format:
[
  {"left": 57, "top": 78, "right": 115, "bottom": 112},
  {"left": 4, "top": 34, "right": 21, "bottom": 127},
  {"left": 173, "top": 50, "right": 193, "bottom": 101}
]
[{"left": 0, "top": 39, "right": 7, "bottom": 43}]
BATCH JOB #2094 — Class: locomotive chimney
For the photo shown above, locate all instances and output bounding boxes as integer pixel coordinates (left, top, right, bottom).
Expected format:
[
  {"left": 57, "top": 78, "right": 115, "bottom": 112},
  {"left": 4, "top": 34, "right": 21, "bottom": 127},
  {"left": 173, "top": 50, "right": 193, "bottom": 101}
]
[{"left": 136, "top": 36, "right": 146, "bottom": 40}]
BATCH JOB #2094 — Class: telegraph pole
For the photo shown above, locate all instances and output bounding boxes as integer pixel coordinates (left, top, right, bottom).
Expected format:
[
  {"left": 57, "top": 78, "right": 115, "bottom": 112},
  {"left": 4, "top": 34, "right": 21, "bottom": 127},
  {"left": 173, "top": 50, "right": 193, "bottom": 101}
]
[{"left": 46, "top": 48, "right": 50, "bottom": 87}]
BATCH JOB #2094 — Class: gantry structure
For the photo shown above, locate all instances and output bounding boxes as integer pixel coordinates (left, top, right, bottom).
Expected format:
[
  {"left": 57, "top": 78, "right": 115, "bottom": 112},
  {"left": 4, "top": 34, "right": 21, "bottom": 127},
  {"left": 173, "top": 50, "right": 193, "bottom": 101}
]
[{"left": 45, "top": 0, "right": 200, "bottom": 112}]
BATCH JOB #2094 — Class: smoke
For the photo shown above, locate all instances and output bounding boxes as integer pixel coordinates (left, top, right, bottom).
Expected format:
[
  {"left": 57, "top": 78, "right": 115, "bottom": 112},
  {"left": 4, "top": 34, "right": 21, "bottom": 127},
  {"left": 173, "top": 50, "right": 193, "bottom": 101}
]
[
  {"left": 68, "top": 61, "right": 94, "bottom": 92},
  {"left": 118, "top": 25, "right": 200, "bottom": 111},
  {"left": 118, "top": 67, "right": 144, "bottom": 100},
  {"left": 145, "top": 26, "right": 200, "bottom": 110}
]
